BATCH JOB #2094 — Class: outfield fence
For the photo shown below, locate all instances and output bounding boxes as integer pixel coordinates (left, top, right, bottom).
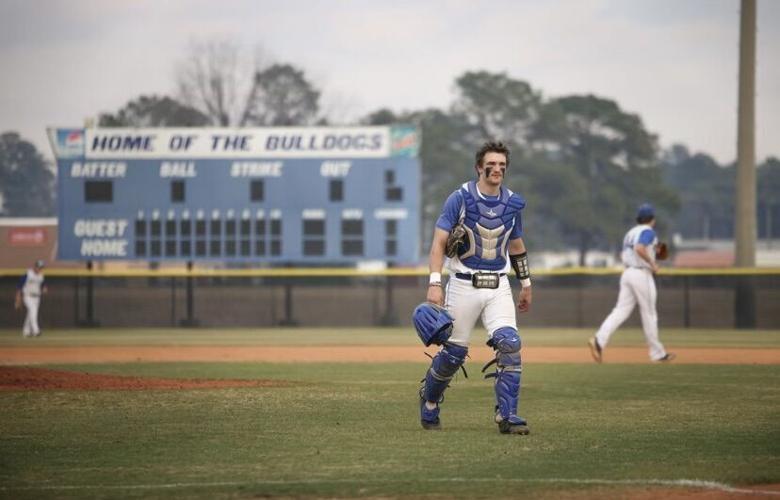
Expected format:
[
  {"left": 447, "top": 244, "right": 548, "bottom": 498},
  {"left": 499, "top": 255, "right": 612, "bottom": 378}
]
[{"left": 2, "top": 267, "right": 779, "bottom": 330}]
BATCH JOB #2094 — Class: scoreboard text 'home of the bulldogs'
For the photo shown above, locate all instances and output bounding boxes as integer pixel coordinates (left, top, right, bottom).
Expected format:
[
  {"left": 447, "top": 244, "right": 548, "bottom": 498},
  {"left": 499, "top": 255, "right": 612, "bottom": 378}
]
[{"left": 49, "top": 126, "right": 420, "bottom": 264}]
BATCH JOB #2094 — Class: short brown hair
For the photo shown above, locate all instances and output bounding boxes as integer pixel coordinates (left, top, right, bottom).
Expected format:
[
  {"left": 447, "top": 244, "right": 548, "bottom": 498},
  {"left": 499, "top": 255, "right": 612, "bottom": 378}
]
[{"left": 475, "top": 141, "right": 510, "bottom": 168}]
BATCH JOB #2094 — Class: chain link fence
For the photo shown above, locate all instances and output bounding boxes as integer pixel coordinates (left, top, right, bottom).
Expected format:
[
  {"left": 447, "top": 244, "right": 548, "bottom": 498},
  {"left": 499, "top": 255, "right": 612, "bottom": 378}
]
[{"left": 2, "top": 270, "right": 779, "bottom": 330}]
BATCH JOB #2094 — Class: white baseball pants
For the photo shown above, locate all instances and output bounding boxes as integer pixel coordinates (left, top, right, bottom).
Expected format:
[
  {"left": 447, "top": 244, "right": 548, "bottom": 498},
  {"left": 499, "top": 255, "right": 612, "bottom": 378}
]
[
  {"left": 594, "top": 267, "right": 667, "bottom": 361},
  {"left": 444, "top": 275, "right": 517, "bottom": 347},
  {"left": 22, "top": 295, "right": 41, "bottom": 336}
]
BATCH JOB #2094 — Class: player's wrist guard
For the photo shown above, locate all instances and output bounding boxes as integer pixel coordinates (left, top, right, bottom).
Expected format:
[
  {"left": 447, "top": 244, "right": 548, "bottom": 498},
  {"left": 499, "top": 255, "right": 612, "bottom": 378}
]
[{"left": 510, "top": 252, "right": 531, "bottom": 288}]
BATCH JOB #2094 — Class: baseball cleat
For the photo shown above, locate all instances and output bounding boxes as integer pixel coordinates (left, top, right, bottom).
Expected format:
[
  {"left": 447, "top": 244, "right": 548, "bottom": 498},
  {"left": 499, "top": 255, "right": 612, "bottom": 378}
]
[
  {"left": 656, "top": 353, "right": 676, "bottom": 362},
  {"left": 497, "top": 416, "right": 530, "bottom": 435},
  {"left": 420, "top": 399, "right": 441, "bottom": 430},
  {"left": 588, "top": 336, "right": 603, "bottom": 363}
]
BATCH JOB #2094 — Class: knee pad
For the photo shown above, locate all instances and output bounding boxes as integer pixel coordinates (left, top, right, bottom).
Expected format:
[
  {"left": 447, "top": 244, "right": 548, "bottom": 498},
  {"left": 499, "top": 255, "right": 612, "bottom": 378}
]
[
  {"left": 489, "top": 327, "right": 522, "bottom": 372},
  {"left": 431, "top": 343, "right": 468, "bottom": 379},
  {"left": 422, "top": 343, "right": 468, "bottom": 403}
]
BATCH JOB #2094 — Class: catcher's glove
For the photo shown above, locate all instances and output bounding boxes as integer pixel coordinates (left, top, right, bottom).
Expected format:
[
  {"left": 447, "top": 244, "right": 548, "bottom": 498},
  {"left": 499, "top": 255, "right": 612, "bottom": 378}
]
[
  {"left": 445, "top": 223, "right": 466, "bottom": 258},
  {"left": 655, "top": 242, "right": 669, "bottom": 261}
]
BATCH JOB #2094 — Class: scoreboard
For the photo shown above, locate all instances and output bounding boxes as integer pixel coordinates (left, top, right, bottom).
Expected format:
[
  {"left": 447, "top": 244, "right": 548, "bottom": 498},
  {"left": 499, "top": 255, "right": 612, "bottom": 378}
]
[{"left": 48, "top": 126, "right": 420, "bottom": 264}]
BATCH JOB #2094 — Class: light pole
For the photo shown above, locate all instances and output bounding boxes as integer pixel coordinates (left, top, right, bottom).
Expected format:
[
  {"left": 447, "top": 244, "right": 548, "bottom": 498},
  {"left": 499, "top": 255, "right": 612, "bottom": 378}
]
[{"left": 734, "top": 0, "right": 757, "bottom": 328}]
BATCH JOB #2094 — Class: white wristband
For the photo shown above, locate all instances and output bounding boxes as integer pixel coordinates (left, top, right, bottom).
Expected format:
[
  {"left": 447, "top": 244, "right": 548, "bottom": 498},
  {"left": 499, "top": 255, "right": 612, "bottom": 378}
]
[
  {"left": 429, "top": 272, "right": 442, "bottom": 284},
  {"left": 520, "top": 278, "right": 531, "bottom": 288}
]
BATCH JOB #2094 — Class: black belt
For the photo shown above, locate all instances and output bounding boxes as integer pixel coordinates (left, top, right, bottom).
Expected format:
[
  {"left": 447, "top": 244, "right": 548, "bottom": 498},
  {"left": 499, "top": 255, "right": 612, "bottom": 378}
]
[{"left": 454, "top": 272, "right": 506, "bottom": 280}]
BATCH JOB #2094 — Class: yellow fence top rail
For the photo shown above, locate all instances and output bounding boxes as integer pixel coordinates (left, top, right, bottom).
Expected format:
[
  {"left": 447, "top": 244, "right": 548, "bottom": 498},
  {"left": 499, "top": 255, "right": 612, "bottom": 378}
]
[{"left": 1, "top": 266, "right": 780, "bottom": 278}]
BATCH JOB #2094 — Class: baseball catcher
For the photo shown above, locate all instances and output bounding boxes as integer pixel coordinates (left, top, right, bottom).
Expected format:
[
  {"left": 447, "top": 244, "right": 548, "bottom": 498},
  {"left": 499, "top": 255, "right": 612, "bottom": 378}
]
[{"left": 416, "top": 141, "right": 532, "bottom": 435}]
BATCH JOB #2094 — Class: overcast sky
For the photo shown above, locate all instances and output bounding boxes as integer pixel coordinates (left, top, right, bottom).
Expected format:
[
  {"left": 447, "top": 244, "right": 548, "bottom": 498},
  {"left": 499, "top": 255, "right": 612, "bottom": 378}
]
[{"left": 1, "top": 0, "right": 778, "bottom": 165}]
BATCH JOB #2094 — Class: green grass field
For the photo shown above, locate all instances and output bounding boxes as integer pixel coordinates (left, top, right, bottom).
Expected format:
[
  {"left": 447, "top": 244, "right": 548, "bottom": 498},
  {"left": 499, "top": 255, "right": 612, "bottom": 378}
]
[{"left": 1, "top": 328, "right": 779, "bottom": 499}]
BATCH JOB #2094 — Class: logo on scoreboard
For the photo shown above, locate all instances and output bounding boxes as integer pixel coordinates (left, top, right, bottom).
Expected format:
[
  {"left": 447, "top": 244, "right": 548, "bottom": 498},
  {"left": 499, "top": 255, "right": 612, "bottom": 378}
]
[
  {"left": 49, "top": 128, "right": 85, "bottom": 158},
  {"left": 390, "top": 126, "right": 419, "bottom": 157}
]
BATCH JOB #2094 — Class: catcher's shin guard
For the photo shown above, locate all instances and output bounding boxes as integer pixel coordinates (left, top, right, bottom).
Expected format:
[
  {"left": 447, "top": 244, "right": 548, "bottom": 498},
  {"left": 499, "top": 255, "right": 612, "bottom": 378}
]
[
  {"left": 484, "top": 327, "right": 528, "bottom": 434},
  {"left": 495, "top": 371, "right": 523, "bottom": 422},
  {"left": 421, "top": 343, "right": 468, "bottom": 404}
]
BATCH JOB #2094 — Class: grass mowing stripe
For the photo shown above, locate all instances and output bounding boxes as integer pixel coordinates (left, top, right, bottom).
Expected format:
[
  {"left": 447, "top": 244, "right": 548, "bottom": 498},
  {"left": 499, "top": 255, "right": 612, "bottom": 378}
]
[
  {"left": 2, "top": 329, "right": 777, "bottom": 499},
  {"left": 2, "top": 327, "right": 779, "bottom": 348},
  {"left": 2, "top": 478, "right": 779, "bottom": 495}
]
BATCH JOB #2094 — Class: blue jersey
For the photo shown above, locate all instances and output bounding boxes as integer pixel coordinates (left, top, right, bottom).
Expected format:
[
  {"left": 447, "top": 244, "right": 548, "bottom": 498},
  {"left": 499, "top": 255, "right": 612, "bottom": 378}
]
[{"left": 436, "top": 181, "right": 525, "bottom": 273}]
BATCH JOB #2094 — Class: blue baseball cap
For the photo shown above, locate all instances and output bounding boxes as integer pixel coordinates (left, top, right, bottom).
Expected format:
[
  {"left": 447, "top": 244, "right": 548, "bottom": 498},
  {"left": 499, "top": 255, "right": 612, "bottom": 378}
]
[{"left": 636, "top": 203, "right": 655, "bottom": 219}]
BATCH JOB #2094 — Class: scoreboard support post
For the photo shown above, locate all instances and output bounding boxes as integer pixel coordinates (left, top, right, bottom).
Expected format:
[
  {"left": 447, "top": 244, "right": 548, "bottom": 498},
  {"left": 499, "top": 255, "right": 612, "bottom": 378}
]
[
  {"left": 170, "top": 276, "right": 176, "bottom": 326},
  {"left": 279, "top": 264, "right": 298, "bottom": 326},
  {"left": 77, "top": 260, "right": 100, "bottom": 327},
  {"left": 380, "top": 264, "right": 399, "bottom": 325},
  {"left": 179, "top": 261, "right": 200, "bottom": 327}
]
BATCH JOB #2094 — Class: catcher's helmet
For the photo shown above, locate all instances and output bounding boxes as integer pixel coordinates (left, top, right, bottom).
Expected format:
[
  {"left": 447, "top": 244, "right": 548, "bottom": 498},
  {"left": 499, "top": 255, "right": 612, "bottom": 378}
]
[{"left": 412, "top": 302, "right": 454, "bottom": 346}]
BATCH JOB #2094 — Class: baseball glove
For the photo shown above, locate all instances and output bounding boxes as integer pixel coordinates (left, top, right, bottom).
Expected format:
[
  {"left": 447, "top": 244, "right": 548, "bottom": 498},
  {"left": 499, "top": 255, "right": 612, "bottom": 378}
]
[
  {"left": 445, "top": 223, "right": 466, "bottom": 258},
  {"left": 655, "top": 242, "right": 669, "bottom": 261}
]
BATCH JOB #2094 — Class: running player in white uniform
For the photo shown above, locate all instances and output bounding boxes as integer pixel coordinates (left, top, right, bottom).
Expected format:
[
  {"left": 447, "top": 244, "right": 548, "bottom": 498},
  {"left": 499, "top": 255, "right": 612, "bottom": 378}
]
[
  {"left": 14, "top": 260, "right": 46, "bottom": 337},
  {"left": 589, "top": 204, "right": 675, "bottom": 363},
  {"left": 419, "top": 141, "right": 533, "bottom": 435}
]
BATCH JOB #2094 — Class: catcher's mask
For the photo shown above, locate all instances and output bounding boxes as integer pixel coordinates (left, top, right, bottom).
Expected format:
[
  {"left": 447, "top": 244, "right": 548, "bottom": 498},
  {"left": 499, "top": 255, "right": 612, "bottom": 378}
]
[{"left": 412, "top": 302, "right": 454, "bottom": 347}]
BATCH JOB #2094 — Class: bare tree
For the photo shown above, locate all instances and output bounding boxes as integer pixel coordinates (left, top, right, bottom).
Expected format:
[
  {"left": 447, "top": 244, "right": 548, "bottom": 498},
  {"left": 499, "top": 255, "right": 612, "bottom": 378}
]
[
  {"left": 176, "top": 39, "right": 323, "bottom": 127},
  {"left": 176, "top": 39, "right": 265, "bottom": 126}
]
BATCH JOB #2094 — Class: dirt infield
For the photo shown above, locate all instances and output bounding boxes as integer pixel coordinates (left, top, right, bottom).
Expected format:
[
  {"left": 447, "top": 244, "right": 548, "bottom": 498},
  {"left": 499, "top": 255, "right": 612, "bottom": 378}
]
[
  {"left": 1, "top": 345, "right": 778, "bottom": 365},
  {"left": 0, "top": 366, "right": 290, "bottom": 391}
]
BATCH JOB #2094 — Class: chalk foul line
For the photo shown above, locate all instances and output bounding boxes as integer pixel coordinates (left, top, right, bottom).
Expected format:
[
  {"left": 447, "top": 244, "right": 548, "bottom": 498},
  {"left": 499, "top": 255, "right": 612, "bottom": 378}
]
[{"left": 2, "top": 477, "right": 779, "bottom": 495}]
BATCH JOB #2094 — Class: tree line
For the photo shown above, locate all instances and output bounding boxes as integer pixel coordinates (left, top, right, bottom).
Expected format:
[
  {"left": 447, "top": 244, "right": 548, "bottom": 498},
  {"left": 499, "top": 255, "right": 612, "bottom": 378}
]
[{"left": 2, "top": 41, "right": 779, "bottom": 264}]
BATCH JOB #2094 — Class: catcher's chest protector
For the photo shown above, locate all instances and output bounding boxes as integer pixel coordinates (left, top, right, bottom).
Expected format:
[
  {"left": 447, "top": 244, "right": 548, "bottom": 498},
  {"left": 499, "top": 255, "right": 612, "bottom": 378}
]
[{"left": 458, "top": 181, "right": 525, "bottom": 271}]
